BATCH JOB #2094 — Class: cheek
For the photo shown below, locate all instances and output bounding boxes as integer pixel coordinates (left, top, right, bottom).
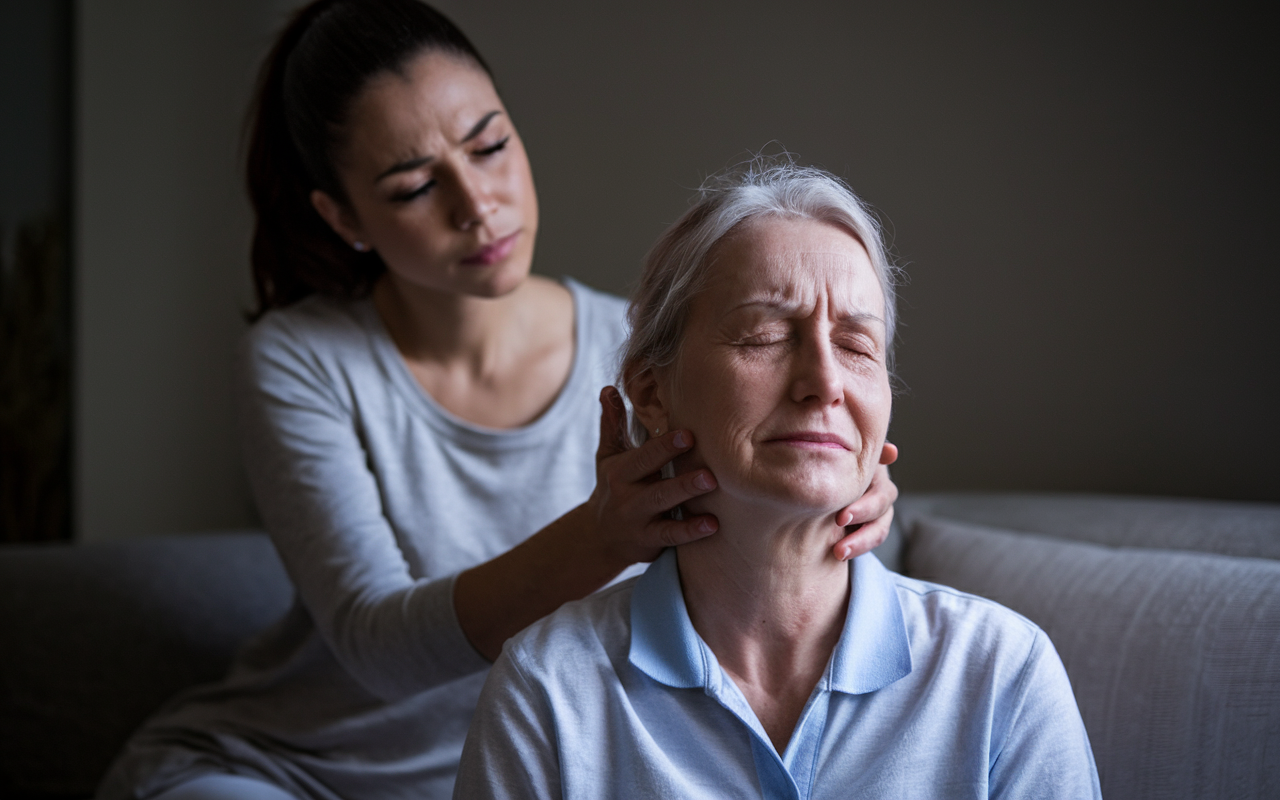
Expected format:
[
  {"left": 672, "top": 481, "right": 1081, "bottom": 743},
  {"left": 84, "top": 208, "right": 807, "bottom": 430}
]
[
  {"left": 849, "top": 374, "right": 893, "bottom": 453},
  {"left": 504, "top": 145, "right": 537, "bottom": 209},
  {"left": 671, "top": 356, "right": 782, "bottom": 465},
  {"left": 371, "top": 213, "right": 448, "bottom": 271}
]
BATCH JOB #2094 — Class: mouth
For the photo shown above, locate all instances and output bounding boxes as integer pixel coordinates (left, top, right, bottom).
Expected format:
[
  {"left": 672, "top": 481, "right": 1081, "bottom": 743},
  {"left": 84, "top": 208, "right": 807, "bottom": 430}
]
[
  {"left": 461, "top": 231, "right": 520, "bottom": 266},
  {"left": 765, "top": 431, "right": 853, "bottom": 451}
]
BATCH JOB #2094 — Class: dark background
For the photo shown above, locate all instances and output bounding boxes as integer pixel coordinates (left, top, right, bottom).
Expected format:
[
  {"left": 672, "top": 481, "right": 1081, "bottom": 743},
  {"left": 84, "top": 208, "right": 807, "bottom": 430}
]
[
  {"left": 439, "top": 0, "right": 1280, "bottom": 502},
  {"left": 3, "top": 0, "right": 1276, "bottom": 541}
]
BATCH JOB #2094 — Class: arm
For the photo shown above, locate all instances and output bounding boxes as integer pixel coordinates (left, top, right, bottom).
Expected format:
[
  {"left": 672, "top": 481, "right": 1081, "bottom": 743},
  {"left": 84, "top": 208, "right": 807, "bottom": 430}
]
[
  {"left": 238, "top": 323, "right": 488, "bottom": 699},
  {"left": 242, "top": 326, "right": 717, "bottom": 693},
  {"left": 454, "top": 648, "right": 562, "bottom": 800},
  {"left": 988, "top": 632, "right": 1102, "bottom": 799}
]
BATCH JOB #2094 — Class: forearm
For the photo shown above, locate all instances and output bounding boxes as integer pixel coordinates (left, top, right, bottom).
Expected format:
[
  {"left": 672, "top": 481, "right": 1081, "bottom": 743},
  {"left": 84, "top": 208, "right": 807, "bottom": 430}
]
[{"left": 454, "top": 502, "right": 633, "bottom": 660}]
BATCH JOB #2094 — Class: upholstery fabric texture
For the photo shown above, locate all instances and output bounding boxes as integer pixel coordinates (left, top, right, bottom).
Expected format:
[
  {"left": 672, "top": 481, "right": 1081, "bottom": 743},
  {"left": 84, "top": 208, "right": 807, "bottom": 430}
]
[
  {"left": 0, "top": 533, "right": 292, "bottom": 798},
  {"left": 895, "top": 492, "right": 1280, "bottom": 560},
  {"left": 905, "top": 516, "right": 1280, "bottom": 800}
]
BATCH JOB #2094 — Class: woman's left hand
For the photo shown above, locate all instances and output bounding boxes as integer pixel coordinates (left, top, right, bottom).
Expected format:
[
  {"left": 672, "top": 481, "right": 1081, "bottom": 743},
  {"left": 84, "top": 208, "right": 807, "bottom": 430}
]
[{"left": 831, "top": 445, "right": 900, "bottom": 561}]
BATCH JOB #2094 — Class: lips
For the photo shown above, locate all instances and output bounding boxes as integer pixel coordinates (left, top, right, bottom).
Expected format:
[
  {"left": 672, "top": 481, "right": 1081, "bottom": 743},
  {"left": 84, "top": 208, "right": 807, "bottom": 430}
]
[
  {"left": 766, "top": 431, "right": 853, "bottom": 450},
  {"left": 461, "top": 231, "right": 520, "bottom": 266}
]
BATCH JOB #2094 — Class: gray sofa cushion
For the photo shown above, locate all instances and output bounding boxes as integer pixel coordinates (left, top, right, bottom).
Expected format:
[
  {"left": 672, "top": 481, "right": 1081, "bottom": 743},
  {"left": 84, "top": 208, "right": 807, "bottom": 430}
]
[
  {"left": 896, "top": 492, "right": 1280, "bottom": 560},
  {"left": 905, "top": 516, "right": 1280, "bottom": 800},
  {"left": 0, "top": 532, "right": 292, "bottom": 798}
]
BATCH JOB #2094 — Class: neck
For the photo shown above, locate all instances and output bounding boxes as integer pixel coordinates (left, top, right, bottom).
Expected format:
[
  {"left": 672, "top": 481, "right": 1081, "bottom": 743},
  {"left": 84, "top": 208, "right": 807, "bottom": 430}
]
[
  {"left": 372, "top": 274, "right": 533, "bottom": 373},
  {"left": 678, "top": 509, "right": 849, "bottom": 666},
  {"left": 676, "top": 505, "right": 850, "bottom": 751}
]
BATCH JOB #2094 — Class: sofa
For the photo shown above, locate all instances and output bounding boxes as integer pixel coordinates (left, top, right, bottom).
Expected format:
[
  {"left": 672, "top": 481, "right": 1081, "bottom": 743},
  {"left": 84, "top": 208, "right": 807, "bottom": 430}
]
[{"left": 2, "top": 493, "right": 1277, "bottom": 799}]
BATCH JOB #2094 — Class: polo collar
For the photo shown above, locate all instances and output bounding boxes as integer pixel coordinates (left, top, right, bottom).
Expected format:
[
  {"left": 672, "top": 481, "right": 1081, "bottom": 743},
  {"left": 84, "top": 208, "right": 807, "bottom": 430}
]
[{"left": 629, "top": 548, "right": 912, "bottom": 695}]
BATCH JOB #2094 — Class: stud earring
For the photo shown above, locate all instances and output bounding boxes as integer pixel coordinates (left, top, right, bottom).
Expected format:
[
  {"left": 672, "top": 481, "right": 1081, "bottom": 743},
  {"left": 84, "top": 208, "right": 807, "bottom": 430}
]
[{"left": 353, "top": 241, "right": 367, "bottom": 252}]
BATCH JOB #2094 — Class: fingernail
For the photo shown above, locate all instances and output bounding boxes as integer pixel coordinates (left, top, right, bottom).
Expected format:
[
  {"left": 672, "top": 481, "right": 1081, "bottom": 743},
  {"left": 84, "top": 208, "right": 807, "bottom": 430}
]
[
  {"left": 694, "top": 472, "right": 715, "bottom": 491},
  {"left": 673, "top": 431, "right": 690, "bottom": 448},
  {"left": 699, "top": 518, "right": 717, "bottom": 533}
]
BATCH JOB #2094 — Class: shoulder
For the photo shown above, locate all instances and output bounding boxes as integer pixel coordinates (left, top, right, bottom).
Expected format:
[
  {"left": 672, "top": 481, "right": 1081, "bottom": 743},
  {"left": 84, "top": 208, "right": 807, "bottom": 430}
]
[
  {"left": 238, "top": 296, "right": 382, "bottom": 411},
  {"left": 243, "top": 295, "right": 370, "bottom": 361},
  {"left": 559, "top": 278, "right": 629, "bottom": 386},
  {"left": 502, "top": 576, "right": 637, "bottom": 683},
  {"left": 240, "top": 295, "right": 378, "bottom": 377},
  {"left": 564, "top": 278, "right": 628, "bottom": 338},
  {"left": 890, "top": 573, "right": 1048, "bottom": 680}
]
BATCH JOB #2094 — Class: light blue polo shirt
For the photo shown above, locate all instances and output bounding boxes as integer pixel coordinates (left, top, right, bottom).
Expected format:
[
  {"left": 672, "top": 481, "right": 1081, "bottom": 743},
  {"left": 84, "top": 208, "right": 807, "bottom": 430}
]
[{"left": 455, "top": 549, "right": 1101, "bottom": 799}]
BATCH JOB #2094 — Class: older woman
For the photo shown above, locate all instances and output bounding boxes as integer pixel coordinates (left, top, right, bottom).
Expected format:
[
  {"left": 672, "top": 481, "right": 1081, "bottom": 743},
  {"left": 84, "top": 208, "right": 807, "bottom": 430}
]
[{"left": 454, "top": 161, "right": 1101, "bottom": 799}]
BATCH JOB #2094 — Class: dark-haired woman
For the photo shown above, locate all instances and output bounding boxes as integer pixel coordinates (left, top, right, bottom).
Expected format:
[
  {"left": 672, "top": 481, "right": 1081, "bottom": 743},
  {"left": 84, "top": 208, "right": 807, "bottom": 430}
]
[{"left": 97, "top": 2, "right": 898, "bottom": 798}]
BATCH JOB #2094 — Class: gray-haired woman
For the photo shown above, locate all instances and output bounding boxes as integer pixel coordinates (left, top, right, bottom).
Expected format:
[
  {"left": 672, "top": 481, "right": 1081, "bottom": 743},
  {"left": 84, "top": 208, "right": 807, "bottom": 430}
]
[{"left": 454, "top": 161, "right": 1101, "bottom": 799}]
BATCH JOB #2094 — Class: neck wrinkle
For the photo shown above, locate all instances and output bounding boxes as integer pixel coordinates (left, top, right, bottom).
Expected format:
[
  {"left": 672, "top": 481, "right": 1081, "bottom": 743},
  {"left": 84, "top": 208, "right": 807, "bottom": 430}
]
[{"left": 675, "top": 510, "right": 850, "bottom": 691}]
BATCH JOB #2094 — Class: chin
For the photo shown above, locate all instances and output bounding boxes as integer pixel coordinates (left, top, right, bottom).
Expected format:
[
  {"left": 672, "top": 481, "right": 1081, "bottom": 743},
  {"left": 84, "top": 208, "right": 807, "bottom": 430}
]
[
  {"left": 465, "top": 260, "right": 531, "bottom": 299},
  {"left": 726, "top": 470, "right": 860, "bottom": 519}
]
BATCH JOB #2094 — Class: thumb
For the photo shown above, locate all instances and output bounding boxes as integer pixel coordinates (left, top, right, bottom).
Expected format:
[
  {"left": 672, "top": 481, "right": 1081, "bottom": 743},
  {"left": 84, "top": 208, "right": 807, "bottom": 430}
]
[
  {"left": 879, "top": 442, "right": 899, "bottom": 465},
  {"left": 596, "top": 386, "right": 629, "bottom": 460}
]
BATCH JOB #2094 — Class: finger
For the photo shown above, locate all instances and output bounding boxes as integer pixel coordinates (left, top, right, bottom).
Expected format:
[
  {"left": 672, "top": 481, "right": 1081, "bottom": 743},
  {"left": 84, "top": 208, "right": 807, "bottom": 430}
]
[
  {"left": 833, "top": 507, "right": 893, "bottom": 561},
  {"left": 836, "top": 463, "right": 899, "bottom": 527},
  {"left": 636, "top": 468, "right": 717, "bottom": 515},
  {"left": 645, "top": 515, "right": 719, "bottom": 550},
  {"left": 880, "top": 441, "right": 899, "bottom": 465},
  {"left": 596, "top": 386, "right": 629, "bottom": 460},
  {"left": 612, "top": 428, "right": 696, "bottom": 483}
]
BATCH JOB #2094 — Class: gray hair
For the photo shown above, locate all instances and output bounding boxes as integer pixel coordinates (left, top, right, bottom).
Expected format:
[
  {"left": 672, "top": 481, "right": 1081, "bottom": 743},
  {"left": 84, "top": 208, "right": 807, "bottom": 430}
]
[{"left": 620, "top": 157, "right": 900, "bottom": 445}]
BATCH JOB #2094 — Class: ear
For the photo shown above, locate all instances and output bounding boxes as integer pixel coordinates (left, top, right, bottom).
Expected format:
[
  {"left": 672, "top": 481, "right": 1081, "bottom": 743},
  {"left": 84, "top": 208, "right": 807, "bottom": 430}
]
[
  {"left": 623, "top": 362, "right": 671, "bottom": 438},
  {"left": 310, "top": 190, "right": 368, "bottom": 251}
]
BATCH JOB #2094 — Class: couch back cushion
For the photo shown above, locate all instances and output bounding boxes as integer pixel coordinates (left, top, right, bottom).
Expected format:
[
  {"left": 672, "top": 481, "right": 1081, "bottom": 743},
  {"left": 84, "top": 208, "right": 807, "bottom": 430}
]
[
  {"left": 896, "top": 492, "right": 1280, "bottom": 560},
  {"left": 905, "top": 516, "right": 1280, "bottom": 800},
  {"left": 0, "top": 532, "right": 292, "bottom": 798}
]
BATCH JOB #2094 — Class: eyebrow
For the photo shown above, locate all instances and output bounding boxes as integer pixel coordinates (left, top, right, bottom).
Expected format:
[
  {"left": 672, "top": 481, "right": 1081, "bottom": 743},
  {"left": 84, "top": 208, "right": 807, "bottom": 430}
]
[
  {"left": 731, "top": 298, "right": 885, "bottom": 327},
  {"left": 373, "top": 110, "right": 503, "bottom": 182}
]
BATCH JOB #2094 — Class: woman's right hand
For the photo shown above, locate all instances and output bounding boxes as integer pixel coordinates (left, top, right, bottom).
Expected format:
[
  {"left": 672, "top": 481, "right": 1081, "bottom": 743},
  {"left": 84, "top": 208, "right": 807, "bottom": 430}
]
[{"left": 584, "top": 386, "right": 719, "bottom": 566}]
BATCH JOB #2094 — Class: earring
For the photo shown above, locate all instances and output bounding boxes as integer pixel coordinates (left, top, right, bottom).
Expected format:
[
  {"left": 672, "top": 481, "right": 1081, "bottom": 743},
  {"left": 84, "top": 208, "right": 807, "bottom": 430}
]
[
  {"left": 654, "top": 427, "right": 661, "bottom": 436},
  {"left": 353, "top": 241, "right": 367, "bottom": 252}
]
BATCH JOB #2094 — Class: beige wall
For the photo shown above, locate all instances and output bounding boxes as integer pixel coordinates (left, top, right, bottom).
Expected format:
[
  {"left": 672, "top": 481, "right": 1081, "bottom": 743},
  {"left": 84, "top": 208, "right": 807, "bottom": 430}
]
[{"left": 74, "top": 1, "right": 1279, "bottom": 539}]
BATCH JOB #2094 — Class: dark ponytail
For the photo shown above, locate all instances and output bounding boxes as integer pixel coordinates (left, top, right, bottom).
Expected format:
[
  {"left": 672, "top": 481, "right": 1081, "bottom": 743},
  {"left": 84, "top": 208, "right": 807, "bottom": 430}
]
[{"left": 245, "top": 0, "right": 490, "bottom": 319}]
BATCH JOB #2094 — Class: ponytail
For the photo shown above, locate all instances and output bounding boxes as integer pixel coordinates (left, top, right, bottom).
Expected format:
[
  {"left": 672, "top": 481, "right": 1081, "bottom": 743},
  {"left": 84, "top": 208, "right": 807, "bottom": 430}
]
[{"left": 244, "top": 0, "right": 490, "bottom": 320}]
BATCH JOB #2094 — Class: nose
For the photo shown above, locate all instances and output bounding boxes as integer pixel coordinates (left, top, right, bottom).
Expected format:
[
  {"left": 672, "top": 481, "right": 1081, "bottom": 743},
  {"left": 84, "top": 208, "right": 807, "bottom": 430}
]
[
  {"left": 451, "top": 163, "right": 498, "bottom": 231},
  {"left": 789, "top": 332, "right": 844, "bottom": 407}
]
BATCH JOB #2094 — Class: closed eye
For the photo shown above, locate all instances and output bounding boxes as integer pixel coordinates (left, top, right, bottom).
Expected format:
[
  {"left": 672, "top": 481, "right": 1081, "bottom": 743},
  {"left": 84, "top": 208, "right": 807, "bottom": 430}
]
[
  {"left": 475, "top": 136, "right": 510, "bottom": 157},
  {"left": 739, "top": 332, "right": 792, "bottom": 347},
  {"left": 835, "top": 335, "right": 879, "bottom": 359},
  {"left": 390, "top": 180, "right": 437, "bottom": 202}
]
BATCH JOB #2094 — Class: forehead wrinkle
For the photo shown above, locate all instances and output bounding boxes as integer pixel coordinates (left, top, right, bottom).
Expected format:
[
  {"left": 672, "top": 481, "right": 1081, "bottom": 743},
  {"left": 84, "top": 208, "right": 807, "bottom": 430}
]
[{"left": 721, "top": 253, "right": 881, "bottom": 316}]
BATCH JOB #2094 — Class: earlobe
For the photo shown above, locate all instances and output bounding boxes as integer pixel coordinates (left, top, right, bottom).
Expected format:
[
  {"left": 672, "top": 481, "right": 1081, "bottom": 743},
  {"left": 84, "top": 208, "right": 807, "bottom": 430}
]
[{"left": 309, "top": 189, "right": 366, "bottom": 250}]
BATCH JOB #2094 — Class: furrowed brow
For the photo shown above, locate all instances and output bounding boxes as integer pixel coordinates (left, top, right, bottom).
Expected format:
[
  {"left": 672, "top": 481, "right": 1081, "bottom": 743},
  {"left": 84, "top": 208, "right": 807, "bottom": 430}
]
[
  {"left": 376, "top": 155, "right": 432, "bottom": 182},
  {"left": 374, "top": 111, "right": 503, "bottom": 182},
  {"left": 460, "top": 110, "right": 501, "bottom": 143},
  {"left": 839, "top": 311, "right": 885, "bottom": 326}
]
